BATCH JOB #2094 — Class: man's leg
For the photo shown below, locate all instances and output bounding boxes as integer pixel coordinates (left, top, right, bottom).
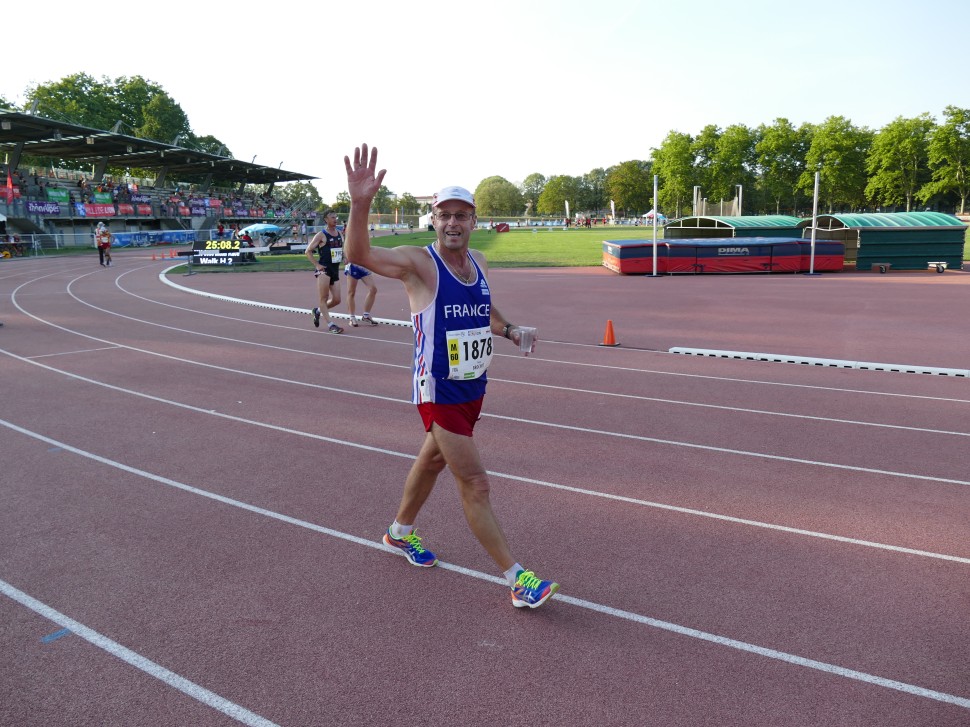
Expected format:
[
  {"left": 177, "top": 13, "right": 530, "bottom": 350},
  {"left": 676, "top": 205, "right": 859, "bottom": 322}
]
[
  {"left": 430, "top": 425, "right": 515, "bottom": 571},
  {"left": 360, "top": 276, "right": 378, "bottom": 316},
  {"left": 326, "top": 279, "right": 342, "bottom": 310},
  {"left": 394, "top": 431, "right": 446, "bottom": 524},
  {"left": 346, "top": 277, "right": 358, "bottom": 321}
]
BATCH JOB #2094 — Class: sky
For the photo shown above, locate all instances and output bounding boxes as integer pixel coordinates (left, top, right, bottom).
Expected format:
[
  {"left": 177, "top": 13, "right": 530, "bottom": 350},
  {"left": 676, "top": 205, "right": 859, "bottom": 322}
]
[{"left": 3, "top": 0, "right": 969, "bottom": 203}]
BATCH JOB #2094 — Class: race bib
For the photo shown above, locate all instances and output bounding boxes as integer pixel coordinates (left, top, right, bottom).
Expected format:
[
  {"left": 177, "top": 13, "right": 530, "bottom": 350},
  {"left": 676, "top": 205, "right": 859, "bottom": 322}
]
[
  {"left": 446, "top": 326, "right": 493, "bottom": 380},
  {"left": 330, "top": 248, "right": 343, "bottom": 264}
]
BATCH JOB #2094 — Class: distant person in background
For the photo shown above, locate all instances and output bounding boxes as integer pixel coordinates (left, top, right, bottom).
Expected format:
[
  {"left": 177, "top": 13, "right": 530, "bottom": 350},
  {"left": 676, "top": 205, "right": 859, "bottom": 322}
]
[
  {"left": 344, "top": 262, "right": 379, "bottom": 327},
  {"left": 95, "top": 222, "right": 112, "bottom": 267},
  {"left": 306, "top": 209, "right": 345, "bottom": 334},
  {"left": 300, "top": 219, "right": 308, "bottom": 243}
]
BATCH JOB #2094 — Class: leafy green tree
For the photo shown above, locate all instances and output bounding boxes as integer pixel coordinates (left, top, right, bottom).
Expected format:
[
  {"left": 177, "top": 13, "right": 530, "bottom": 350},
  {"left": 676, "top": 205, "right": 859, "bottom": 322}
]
[
  {"left": 277, "top": 181, "right": 323, "bottom": 210},
  {"left": 398, "top": 192, "right": 420, "bottom": 214},
  {"left": 520, "top": 173, "right": 546, "bottom": 215},
  {"left": 331, "top": 191, "right": 351, "bottom": 213},
  {"left": 652, "top": 130, "right": 695, "bottom": 218},
  {"left": 136, "top": 92, "right": 191, "bottom": 143},
  {"left": 373, "top": 184, "right": 394, "bottom": 214},
  {"left": 920, "top": 105, "right": 970, "bottom": 214},
  {"left": 799, "top": 116, "right": 873, "bottom": 212},
  {"left": 27, "top": 73, "right": 116, "bottom": 129},
  {"left": 578, "top": 168, "right": 608, "bottom": 212},
  {"left": 0, "top": 94, "right": 16, "bottom": 110},
  {"left": 756, "top": 118, "right": 812, "bottom": 215},
  {"left": 475, "top": 176, "right": 524, "bottom": 216},
  {"left": 606, "top": 160, "right": 653, "bottom": 216},
  {"left": 712, "top": 124, "right": 757, "bottom": 209},
  {"left": 691, "top": 124, "right": 721, "bottom": 201},
  {"left": 865, "top": 114, "right": 935, "bottom": 212},
  {"left": 189, "top": 134, "right": 232, "bottom": 157},
  {"left": 113, "top": 76, "right": 167, "bottom": 134},
  {"left": 536, "top": 175, "right": 580, "bottom": 216}
]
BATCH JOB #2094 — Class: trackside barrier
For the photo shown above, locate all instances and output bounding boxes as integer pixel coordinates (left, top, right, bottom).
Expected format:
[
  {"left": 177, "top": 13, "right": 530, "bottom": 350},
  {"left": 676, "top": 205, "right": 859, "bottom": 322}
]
[
  {"left": 157, "top": 264, "right": 412, "bottom": 328},
  {"left": 668, "top": 347, "right": 970, "bottom": 378}
]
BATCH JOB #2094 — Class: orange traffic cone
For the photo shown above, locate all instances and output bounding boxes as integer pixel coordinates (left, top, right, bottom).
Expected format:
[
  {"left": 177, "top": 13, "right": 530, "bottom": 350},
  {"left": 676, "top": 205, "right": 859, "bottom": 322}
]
[
  {"left": 599, "top": 319, "right": 620, "bottom": 347},
  {"left": 170, "top": 249, "right": 177, "bottom": 258},
  {"left": 151, "top": 252, "right": 156, "bottom": 261}
]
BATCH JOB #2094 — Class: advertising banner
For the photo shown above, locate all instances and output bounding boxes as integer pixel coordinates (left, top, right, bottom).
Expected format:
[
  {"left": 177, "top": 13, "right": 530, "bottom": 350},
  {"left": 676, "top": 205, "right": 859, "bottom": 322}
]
[
  {"left": 117, "top": 204, "right": 135, "bottom": 215},
  {"left": 26, "top": 201, "right": 61, "bottom": 214},
  {"left": 47, "top": 188, "right": 69, "bottom": 202},
  {"left": 136, "top": 204, "right": 153, "bottom": 215}
]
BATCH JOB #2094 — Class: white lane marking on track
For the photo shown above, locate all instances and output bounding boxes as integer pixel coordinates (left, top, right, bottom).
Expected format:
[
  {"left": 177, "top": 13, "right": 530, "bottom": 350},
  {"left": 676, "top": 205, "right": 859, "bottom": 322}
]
[
  {"left": 28, "top": 345, "right": 122, "bottom": 359},
  {"left": 158, "top": 267, "right": 970, "bottom": 405},
  {"left": 2, "top": 349, "right": 969, "bottom": 567},
  {"left": 43, "top": 267, "right": 970, "bottom": 438},
  {"left": 2, "top": 418, "right": 968, "bottom": 712},
  {"left": 0, "top": 578, "right": 279, "bottom": 727}
]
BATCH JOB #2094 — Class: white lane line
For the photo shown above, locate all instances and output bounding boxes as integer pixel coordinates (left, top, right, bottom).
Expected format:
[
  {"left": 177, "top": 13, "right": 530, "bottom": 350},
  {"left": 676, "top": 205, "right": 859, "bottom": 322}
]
[
  {"left": 46, "top": 270, "right": 970, "bottom": 438},
  {"left": 2, "top": 351, "right": 968, "bottom": 568},
  {"left": 0, "top": 579, "right": 278, "bottom": 727},
  {"left": 158, "top": 269, "right": 970, "bottom": 405},
  {"left": 2, "top": 419, "right": 968, "bottom": 712},
  {"left": 28, "top": 345, "right": 122, "bottom": 359}
]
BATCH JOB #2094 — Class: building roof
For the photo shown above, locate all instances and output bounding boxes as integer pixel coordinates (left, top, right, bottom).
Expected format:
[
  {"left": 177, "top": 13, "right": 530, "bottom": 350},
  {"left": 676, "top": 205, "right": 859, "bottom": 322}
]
[
  {"left": 801, "top": 212, "right": 967, "bottom": 230},
  {"left": 666, "top": 215, "right": 802, "bottom": 229},
  {"left": 0, "top": 110, "right": 315, "bottom": 185}
]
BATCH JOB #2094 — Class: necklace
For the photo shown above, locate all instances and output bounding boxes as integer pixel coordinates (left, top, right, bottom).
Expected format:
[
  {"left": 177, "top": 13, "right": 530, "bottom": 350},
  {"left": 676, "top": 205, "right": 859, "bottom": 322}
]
[{"left": 435, "top": 243, "right": 472, "bottom": 283}]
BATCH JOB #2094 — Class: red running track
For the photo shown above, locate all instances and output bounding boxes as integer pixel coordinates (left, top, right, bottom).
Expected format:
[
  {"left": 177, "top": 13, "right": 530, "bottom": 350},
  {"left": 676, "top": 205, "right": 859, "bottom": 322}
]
[{"left": 1, "top": 249, "right": 969, "bottom": 726}]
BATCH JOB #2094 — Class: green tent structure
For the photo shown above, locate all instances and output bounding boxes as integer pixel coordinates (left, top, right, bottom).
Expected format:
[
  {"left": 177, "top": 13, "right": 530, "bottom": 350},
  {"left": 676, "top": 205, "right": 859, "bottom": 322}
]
[
  {"left": 664, "top": 215, "right": 802, "bottom": 240},
  {"left": 796, "top": 212, "right": 967, "bottom": 271}
]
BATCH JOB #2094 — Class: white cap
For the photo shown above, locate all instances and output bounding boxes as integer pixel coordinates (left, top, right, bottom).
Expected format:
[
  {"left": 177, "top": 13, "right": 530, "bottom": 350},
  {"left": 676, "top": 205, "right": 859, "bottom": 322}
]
[{"left": 432, "top": 186, "right": 475, "bottom": 209}]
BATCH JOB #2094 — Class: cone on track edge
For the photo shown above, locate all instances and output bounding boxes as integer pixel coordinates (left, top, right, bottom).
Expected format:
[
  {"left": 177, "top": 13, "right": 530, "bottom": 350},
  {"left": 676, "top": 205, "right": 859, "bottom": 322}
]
[
  {"left": 151, "top": 252, "right": 156, "bottom": 261},
  {"left": 170, "top": 250, "right": 177, "bottom": 258},
  {"left": 599, "top": 319, "right": 620, "bottom": 347}
]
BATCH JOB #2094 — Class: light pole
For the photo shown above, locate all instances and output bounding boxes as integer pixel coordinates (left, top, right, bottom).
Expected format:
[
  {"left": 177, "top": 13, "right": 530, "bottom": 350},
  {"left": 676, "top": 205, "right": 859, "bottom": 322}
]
[{"left": 736, "top": 185, "right": 743, "bottom": 216}]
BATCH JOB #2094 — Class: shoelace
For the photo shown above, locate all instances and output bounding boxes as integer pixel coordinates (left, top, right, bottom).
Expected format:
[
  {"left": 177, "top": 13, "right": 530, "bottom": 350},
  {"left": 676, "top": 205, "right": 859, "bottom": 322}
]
[
  {"left": 401, "top": 532, "right": 426, "bottom": 553},
  {"left": 515, "top": 570, "right": 541, "bottom": 590}
]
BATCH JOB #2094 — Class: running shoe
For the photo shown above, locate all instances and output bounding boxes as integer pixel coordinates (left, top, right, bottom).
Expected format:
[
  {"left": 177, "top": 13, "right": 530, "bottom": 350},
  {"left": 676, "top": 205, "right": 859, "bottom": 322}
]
[
  {"left": 328, "top": 322, "right": 344, "bottom": 334},
  {"left": 361, "top": 315, "right": 379, "bottom": 326},
  {"left": 511, "top": 570, "right": 559, "bottom": 609},
  {"left": 382, "top": 528, "right": 438, "bottom": 567},
  {"left": 349, "top": 316, "right": 359, "bottom": 327},
  {"left": 312, "top": 307, "right": 321, "bottom": 328}
]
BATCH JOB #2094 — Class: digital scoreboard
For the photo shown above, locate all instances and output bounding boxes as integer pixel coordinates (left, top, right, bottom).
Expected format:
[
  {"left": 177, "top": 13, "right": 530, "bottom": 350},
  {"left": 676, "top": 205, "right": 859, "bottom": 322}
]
[{"left": 192, "top": 238, "right": 243, "bottom": 266}]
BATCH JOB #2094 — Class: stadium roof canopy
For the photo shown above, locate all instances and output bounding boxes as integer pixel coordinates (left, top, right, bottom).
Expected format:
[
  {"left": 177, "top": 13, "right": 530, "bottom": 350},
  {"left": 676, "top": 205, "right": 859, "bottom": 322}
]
[{"left": 0, "top": 109, "right": 315, "bottom": 185}]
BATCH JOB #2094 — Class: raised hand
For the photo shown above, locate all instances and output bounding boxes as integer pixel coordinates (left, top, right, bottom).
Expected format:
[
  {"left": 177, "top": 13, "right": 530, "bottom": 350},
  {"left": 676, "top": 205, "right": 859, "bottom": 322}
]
[{"left": 344, "top": 143, "right": 387, "bottom": 202}]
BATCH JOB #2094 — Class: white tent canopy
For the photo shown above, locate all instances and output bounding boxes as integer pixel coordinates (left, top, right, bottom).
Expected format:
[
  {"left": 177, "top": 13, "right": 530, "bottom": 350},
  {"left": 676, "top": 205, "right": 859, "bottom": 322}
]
[{"left": 641, "top": 209, "right": 666, "bottom": 219}]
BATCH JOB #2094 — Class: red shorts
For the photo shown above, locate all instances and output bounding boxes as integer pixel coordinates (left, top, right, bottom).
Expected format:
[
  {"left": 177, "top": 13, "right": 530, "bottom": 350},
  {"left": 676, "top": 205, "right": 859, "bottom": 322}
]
[{"left": 417, "top": 397, "right": 484, "bottom": 437}]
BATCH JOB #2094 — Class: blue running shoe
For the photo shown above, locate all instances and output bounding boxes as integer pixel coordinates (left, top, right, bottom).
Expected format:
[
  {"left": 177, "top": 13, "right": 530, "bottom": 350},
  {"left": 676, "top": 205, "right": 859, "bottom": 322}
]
[
  {"left": 383, "top": 528, "right": 438, "bottom": 567},
  {"left": 511, "top": 570, "right": 559, "bottom": 609},
  {"left": 312, "top": 307, "right": 321, "bottom": 328}
]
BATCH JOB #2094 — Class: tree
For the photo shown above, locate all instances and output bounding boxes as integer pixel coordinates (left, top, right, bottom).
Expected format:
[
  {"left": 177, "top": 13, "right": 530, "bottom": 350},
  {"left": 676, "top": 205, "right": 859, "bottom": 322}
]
[
  {"left": 578, "top": 168, "right": 608, "bottom": 212},
  {"left": 799, "top": 116, "right": 873, "bottom": 212},
  {"left": 190, "top": 133, "right": 232, "bottom": 157},
  {"left": 331, "top": 191, "right": 351, "bottom": 213},
  {"left": 0, "top": 94, "right": 16, "bottom": 110},
  {"left": 136, "top": 92, "right": 191, "bottom": 144},
  {"left": 373, "top": 185, "right": 394, "bottom": 214},
  {"left": 691, "top": 124, "right": 721, "bottom": 202},
  {"left": 520, "top": 173, "right": 546, "bottom": 216},
  {"left": 756, "top": 118, "right": 812, "bottom": 215},
  {"left": 920, "top": 105, "right": 970, "bottom": 214},
  {"left": 277, "top": 181, "right": 323, "bottom": 211},
  {"left": 474, "top": 176, "right": 524, "bottom": 216},
  {"left": 27, "top": 73, "right": 117, "bottom": 130},
  {"left": 712, "top": 124, "right": 757, "bottom": 210},
  {"left": 606, "top": 160, "right": 653, "bottom": 216},
  {"left": 536, "top": 175, "right": 580, "bottom": 216},
  {"left": 866, "top": 114, "right": 935, "bottom": 212},
  {"left": 652, "top": 131, "right": 695, "bottom": 218},
  {"left": 398, "top": 192, "right": 420, "bottom": 215}
]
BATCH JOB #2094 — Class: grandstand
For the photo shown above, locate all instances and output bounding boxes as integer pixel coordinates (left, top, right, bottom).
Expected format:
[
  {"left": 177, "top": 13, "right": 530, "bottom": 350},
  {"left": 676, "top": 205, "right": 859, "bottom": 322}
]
[{"left": 0, "top": 109, "right": 319, "bottom": 251}]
